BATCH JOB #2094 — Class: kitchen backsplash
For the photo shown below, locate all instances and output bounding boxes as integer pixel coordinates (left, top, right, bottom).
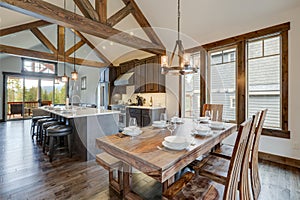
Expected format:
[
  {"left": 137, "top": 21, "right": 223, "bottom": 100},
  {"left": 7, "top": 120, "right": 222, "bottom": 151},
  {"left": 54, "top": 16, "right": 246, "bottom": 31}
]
[{"left": 122, "top": 86, "right": 166, "bottom": 107}]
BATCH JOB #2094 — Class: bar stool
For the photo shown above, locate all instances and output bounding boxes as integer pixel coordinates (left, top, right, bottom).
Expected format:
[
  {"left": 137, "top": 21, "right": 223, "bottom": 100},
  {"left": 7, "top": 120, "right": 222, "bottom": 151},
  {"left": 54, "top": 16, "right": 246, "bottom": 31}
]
[
  {"left": 46, "top": 125, "right": 72, "bottom": 162},
  {"left": 31, "top": 116, "right": 51, "bottom": 139},
  {"left": 36, "top": 118, "right": 57, "bottom": 143},
  {"left": 42, "top": 121, "right": 64, "bottom": 153}
]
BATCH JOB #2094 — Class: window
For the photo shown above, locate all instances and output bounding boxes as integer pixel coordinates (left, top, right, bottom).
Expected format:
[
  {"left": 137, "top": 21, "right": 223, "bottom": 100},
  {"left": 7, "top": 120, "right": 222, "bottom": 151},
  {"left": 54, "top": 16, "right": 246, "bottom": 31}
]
[
  {"left": 192, "top": 22, "right": 290, "bottom": 138},
  {"left": 22, "top": 58, "right": 56, "bottom": 74},
  {"left": 208, "top": 47, "right": 237, "bottom": 122},
  {"left": 247, "top": 35, "right": 281, "bottom": 128},
  {"left": 184, "top": 53, "right": 200, "bottom": 117}
]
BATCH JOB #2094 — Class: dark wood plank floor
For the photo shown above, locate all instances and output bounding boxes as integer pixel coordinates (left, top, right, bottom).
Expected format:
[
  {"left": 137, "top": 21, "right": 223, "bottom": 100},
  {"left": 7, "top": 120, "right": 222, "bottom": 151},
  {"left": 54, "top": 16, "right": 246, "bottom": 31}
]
[{"left": 0, "top": 120, "right": 299, "bottom": 200}]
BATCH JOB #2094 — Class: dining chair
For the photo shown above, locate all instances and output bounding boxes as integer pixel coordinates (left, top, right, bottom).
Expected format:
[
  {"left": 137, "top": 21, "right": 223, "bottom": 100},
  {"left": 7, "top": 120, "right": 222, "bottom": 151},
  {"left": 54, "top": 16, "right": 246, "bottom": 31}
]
[
  {"left": 202, "top": 104, "right": 223, "bottom": 121},
  {"left": 162, "top": 117, "right": 254, "bottom": 200},
  {"left": 210, "top": 109, "right": 267, "bottom": 200}
]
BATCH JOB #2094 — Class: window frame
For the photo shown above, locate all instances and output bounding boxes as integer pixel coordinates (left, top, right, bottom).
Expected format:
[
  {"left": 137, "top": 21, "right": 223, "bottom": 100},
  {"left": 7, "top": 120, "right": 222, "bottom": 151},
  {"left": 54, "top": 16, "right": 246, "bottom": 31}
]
[
  {"left": 22, "top": 58, "right": 57, "bottom": 76},
  {"left": 187, "top": 22, "right": 290, "bottom": 138}
]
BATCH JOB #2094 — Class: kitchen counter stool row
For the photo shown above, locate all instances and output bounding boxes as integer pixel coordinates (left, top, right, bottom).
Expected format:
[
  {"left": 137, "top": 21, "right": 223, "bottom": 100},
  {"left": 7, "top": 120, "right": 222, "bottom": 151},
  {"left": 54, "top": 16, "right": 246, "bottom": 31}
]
[{"left": 31, "top": 114, "right": 72, "bottom": 162}]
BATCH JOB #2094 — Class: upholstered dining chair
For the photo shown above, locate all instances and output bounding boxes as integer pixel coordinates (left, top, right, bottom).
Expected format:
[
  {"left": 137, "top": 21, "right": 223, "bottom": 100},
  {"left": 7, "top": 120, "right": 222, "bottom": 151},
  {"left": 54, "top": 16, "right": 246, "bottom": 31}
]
[
  {"left": 162, "top": 117, "right": 255, "bottom": 200},
  {"left": 202, "top": 104, "right": 223, "bottom": 121},
  {"left": 210, "top": 109, "right": 267, "bottom": 200}
]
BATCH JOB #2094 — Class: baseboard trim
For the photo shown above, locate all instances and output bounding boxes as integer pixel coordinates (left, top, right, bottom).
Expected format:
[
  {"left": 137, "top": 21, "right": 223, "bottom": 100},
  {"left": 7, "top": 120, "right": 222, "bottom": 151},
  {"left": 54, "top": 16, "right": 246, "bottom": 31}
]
[{"left": 258, "top": 152, "right": 300, "bottom": 169}]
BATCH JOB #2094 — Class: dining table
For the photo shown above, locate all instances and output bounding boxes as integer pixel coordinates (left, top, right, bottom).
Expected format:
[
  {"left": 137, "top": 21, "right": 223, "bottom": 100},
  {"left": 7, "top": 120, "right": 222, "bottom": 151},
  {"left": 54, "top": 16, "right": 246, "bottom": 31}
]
[{"left": 96, "top": 118, "right": 237, "bottom": 199}]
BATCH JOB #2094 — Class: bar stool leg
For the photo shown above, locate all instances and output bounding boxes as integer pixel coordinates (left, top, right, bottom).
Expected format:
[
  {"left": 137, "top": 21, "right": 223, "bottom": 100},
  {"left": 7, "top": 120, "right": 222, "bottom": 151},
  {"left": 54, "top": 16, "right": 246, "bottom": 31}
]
[
  {"left": 49, "top": 136, "right": 54, "bottom": 162},
  {"left": 67, "top": 134, "right": 72, "bottom": 158}
]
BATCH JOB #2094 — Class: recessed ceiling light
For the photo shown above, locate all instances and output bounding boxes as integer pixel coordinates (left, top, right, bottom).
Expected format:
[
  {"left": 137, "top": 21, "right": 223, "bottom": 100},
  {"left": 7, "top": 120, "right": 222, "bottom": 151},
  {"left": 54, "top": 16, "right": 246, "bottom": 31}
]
[
  {"left": 110, "top": 41, "right": 114, "bottom": 46},
  {"left": 129, "top": 32, "right": 134, "bottom": 36},
  {"left": 102, "top": 46, "right": 106, "bottom": 49}
]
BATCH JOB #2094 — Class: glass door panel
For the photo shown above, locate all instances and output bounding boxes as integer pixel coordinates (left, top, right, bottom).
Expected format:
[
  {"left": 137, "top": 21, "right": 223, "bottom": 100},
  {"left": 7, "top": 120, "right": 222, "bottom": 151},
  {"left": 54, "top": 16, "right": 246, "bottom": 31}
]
[
  {"left": 24, "top": 78, "right": 39, "bottom": 118},
  {"left": 54, "top": 82, "right": 66, "bottom": 105},
  {"left": 41, "top": 79, "right": 54, "bottom": 106},
  {"left": 7, "top": 76, "right": 24, "bottom": 120}
]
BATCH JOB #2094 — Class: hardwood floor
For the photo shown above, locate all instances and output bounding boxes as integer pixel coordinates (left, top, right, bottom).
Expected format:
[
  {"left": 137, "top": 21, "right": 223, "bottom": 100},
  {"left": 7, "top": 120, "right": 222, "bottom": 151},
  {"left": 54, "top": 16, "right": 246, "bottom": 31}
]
[{"left": 0, "top": 120, "right": 299, "bottom": 200}]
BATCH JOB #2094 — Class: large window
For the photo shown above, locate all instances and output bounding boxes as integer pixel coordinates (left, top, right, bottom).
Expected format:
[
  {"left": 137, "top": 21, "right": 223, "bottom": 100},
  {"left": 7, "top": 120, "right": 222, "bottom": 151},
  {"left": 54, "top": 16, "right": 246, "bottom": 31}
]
[
  {"left": 208, "top": 47, "right": 237, "bottom": 122},
  {"left": 184, "top": 53, "right": 201, "bottom": 117},
  {"left": 189, "top": 22, "right": 290, "bottom": 138},
  {"left": 247, "top": 35, "right": 281, "bottom": 128}
]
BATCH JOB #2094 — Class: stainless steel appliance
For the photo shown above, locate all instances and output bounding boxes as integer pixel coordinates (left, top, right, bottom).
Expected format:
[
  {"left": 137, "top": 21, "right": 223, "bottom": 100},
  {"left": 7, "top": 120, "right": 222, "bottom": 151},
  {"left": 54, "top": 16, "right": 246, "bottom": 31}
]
[{"left": 96, "top": 82, "right": 109, "bottom": 109}]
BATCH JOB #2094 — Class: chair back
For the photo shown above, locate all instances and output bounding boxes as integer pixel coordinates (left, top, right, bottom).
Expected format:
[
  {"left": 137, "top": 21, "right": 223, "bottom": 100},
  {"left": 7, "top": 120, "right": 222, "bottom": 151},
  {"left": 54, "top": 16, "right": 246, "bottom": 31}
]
[
  {"left": 202, "top": 104, "right": 223, "bottom": 121},
  {"left": 239, "top": 112, "right": 260, "bottom": 200},
  {"left": 250, "top": 109, "right": 267, "bottom": 199},
  {"left": 223, "top": 116, "right": 256, "bottom": 200}
]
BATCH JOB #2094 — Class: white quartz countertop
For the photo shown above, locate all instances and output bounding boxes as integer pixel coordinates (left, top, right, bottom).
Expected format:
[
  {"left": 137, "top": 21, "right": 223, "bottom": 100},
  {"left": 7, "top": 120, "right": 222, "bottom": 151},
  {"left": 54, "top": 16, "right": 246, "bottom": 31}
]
[
  {"left": 125, "top": 105, "right": 166, "bottom": 110},
  {"left": 40, "top": 106, "right": 119, "bottom": 118}
]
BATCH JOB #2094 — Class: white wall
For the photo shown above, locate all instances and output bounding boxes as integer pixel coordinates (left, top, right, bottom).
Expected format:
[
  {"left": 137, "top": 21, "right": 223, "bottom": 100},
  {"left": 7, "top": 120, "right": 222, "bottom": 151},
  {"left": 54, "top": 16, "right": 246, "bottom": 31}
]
[{"left": 166, "top": 5, "right": 300, "bottom": 160}]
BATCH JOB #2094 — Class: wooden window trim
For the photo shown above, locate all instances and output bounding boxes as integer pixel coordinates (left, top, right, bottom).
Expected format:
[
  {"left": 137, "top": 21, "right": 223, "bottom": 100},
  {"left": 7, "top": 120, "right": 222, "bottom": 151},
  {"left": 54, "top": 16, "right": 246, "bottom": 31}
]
[{"left": 187, "top": 22, "right": 290, "bottom": 139}]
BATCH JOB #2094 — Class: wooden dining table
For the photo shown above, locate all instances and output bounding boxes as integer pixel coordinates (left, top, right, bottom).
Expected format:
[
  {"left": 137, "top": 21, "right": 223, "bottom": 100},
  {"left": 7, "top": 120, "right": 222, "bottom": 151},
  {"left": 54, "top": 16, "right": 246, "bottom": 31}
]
[{"left": 96, "top": 118, "right": 237, "bottom": 199}]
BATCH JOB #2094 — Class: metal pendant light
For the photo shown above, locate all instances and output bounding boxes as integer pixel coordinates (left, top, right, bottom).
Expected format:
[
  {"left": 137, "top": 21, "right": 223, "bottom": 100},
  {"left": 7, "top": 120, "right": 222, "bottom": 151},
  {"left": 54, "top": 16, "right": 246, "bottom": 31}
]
[{"left": 161, "top": 0, "right": 198, "bottom": 75}]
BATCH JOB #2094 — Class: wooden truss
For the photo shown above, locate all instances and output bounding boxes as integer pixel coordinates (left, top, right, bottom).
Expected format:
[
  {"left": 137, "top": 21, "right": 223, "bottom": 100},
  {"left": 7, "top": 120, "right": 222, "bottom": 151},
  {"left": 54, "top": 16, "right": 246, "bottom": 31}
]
[{"left": 0, "top": 0, "right": 166, "bottom": 65}]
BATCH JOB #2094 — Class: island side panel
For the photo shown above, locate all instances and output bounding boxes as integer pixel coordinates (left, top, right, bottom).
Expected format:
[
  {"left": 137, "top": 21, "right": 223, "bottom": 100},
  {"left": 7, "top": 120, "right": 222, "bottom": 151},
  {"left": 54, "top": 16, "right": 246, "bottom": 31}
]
[
  {"left": 87, "top": 113, "right": 119, "bottom": 160},
  {"left": 71, "top": 117, "right": 88, "bottom": 161}
]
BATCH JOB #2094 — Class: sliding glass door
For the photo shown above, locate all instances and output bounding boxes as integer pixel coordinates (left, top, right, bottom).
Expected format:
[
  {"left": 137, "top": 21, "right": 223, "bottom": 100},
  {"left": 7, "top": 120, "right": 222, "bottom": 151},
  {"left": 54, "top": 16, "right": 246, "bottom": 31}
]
[{"left": 7, "top": 76, "right": 24, "bottom": 120}]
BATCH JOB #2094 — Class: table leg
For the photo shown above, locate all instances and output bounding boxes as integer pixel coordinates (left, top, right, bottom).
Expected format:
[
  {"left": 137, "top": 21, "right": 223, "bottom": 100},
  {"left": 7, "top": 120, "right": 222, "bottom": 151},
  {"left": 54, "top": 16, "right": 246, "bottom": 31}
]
[
  {"left": 162, "top": 176, "right": 175, "bottom": 192},
  {"left": 122, "top": 163, "right": 143, "bottom": 200}
]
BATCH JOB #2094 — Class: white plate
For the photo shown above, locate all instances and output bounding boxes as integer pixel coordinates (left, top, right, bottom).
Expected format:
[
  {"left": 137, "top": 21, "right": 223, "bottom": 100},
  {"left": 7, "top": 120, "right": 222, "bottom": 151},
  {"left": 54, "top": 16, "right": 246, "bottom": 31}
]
[
  {"left": 194, "top": 131, "right": 213, "bottom": 137},
  {"left": 164, "top": 136, "right": 189, "bottom": 144},
  {"left": 162, "top": 141, "right": 189, "bottom": 150},
  {"left": 152, "top": 123, "right": 167, "bottom": 128},
  {"left": 122, "top": 129, "right": 143, "bottom": 136}
]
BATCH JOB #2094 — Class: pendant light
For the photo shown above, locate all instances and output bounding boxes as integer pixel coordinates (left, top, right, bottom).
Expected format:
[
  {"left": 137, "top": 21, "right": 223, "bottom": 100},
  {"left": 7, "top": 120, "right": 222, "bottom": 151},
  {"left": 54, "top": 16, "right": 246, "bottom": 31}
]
[
  {"left": 61, "top": 0, "right": 68, "bottom": 82},
  {"left": 71, "top": 3, "right": 78, "bottom": 81},
  {"left": 161, "top": 0, "right": 198, "bottom": 75}
]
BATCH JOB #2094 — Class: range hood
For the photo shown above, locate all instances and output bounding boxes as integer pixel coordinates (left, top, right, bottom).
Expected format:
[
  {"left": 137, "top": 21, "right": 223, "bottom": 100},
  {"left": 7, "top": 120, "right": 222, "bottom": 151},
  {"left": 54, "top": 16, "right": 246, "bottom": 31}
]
[{"left": 114, "top": 72, "right": 134, "bottom": 86}]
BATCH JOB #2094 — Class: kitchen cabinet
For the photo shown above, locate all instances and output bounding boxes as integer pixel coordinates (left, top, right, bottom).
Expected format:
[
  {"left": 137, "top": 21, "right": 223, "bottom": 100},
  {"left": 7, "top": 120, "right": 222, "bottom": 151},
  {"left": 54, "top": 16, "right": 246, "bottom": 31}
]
[
  {"left": 134, "top": 55, "right": 165, "bottom": 93},
  {"left": 100, "top": 66, "right": 119, "bottom": 83},
  {"left": 127, "top": 107, "right": 166, "bottom": 127}
]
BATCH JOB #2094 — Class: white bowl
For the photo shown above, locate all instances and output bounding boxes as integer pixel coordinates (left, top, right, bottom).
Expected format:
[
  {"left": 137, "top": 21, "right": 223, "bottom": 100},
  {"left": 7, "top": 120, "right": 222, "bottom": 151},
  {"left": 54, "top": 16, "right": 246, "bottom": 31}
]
[
  {"left": 210, "top": 121, "right": 224, "bottom": 129},
  {"left": 198, "top": 117, "right": 209, "bottom": 123},
  {"left": 164, "top": 136, "right": 188, "bottom": 144}
]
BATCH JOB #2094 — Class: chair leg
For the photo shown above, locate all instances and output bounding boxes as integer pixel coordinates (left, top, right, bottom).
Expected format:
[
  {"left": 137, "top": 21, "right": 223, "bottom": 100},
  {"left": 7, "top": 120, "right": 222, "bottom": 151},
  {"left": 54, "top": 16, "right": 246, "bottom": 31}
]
[
  {"left": 49, "top": 136, "right": 54, "bottom": 162},
  {"left": 43, "top": 134, "right": 48, "bottom": 154},
  {"left": 67, "top": 134, "right": 72, "bottom": 158}
]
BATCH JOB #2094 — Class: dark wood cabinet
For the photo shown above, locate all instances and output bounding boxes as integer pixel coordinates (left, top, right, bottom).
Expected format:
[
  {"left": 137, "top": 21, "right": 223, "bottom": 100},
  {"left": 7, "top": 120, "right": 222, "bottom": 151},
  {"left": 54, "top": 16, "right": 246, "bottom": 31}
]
[
  {"left": 127, "top": 107, "right": 166, "bottom": 127},
  {"left": 133, "top": 55, "right": 165, "bottom": 93}
]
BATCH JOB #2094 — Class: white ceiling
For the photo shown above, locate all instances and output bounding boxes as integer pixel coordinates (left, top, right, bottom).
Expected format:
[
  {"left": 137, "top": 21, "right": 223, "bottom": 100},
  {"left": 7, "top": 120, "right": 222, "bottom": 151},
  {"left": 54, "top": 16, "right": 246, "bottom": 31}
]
[{"left": 1, "top": 0, "right": 300, "bottom": 65}]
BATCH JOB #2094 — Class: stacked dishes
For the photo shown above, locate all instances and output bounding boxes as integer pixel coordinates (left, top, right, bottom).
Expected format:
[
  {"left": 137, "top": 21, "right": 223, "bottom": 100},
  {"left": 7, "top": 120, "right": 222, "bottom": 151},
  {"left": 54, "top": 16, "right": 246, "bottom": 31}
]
[
  {"left": 209, "top": 121, "right": 225, "bottom": 130},
  {"left": 195, "top": 125, "right": 211, "bottom": 136},
  {"left": 162, "top": 136, "right": 190, "bottom": 150},
  {"left": 152, "top": 121, "right": 167, "bottom": 128},
  {"left": 197, "top": 117, "right": 209, "bottom": 123},
  {"left": 123, "top": 127, "right": 142, "bottom": 136}
]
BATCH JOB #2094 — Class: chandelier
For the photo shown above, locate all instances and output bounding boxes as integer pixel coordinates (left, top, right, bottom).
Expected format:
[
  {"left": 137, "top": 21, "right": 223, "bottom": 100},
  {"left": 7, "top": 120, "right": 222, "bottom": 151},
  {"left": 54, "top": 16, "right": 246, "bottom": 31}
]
[{"left": 161, "top": 0, "right": 198, "bottom": 75}]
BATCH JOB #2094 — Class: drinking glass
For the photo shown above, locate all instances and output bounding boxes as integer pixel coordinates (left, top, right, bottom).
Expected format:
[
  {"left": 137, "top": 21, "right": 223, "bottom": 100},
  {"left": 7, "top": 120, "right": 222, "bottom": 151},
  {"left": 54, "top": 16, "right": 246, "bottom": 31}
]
[
  {"left": 129, "top": 117, "right": 137, "bottom": 129},
  {"left": 167, "top": 123, "right": 177, "bottom": 135},
  {"left": 205, "top": 110, "right": 211, "bottom": 120},
  {"left": 160, "top": 113, "right": 167, "bottom": 123}
]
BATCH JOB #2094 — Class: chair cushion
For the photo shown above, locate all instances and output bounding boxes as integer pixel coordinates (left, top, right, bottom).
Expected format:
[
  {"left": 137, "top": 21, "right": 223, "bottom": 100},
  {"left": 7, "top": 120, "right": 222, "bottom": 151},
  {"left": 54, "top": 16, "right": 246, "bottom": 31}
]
[
  {"left": 37, "top": 118, "right": 57, "bottom": 125},
  {"left": 163, "top": 172, "right": 220, "bottom": 200},
  {"left": 32, "top": 116, "right": 51, "bottom": 122},
  {"left": 47, "top": 125, "right": 72, "bottom": 134},
  {"left": 42, "top": 121, "right": 63, "bottom": 129}
]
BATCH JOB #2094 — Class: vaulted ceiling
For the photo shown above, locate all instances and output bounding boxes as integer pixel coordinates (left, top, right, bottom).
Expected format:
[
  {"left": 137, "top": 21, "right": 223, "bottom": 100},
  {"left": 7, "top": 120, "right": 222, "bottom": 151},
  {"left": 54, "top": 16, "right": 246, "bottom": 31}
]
[{"left": 1, "top": 0, "right": 300, "bottom": 65}]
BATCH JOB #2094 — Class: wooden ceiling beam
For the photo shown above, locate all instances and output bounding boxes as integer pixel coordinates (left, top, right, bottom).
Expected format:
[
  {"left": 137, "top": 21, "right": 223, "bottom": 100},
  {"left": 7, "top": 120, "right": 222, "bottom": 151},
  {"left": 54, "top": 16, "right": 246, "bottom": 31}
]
[
  {"left": 0, "top": 20, "right": 50, "bottom": 37},
  {"left": 0, "top": 0, "right": 165, "bottom": 55},
  {"left": 122, "top": 0, "right": 165, "bottom": 49},
  {"left": 57, "top": 25, "right": 65, "bottom": 60},
  {"left": 30, "top": 27, "right": 57, "bottom": 54},
  {"left": 0, "top": 44, "right": 108, "bottom": 68},
  {"left": 73, "top": 0, "right": 99, "bottom": 21},
  {"left": 95, "top": 0, "right": 107, "bottom": 24},
  {"left": 65, "top": 40, "right": 85, "bottom": 57},
  {"left": 72, "top": 30, "right": 111, "bottom": 64},
  {"left": 107, "top": 3, "right": 133, "bottom": 27}
]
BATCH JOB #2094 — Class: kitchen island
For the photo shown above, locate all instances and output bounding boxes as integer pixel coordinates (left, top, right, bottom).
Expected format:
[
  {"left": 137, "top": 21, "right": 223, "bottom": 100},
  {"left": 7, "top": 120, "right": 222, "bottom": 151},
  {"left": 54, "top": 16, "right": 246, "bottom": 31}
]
[{"left": 40, "top": 106, "right": 119, "bottom": 161}]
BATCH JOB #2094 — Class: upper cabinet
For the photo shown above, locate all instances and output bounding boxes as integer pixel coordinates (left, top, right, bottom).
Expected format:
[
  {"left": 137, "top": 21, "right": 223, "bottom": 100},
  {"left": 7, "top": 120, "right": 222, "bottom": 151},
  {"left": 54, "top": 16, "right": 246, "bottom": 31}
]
[{"left": 132, "top": 55, "right": 165, "bottom": 93}]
